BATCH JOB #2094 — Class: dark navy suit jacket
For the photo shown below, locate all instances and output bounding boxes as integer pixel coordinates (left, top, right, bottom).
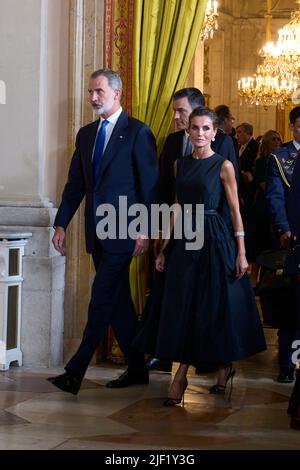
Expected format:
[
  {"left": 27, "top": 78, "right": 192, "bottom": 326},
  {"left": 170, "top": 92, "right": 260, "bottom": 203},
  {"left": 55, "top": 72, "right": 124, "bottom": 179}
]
[
  {"left": 159, "top": 129, "right": 185, "bottom": 206},
  {"left": 285, "top": 153, "right": 300, "bottom": 275},
  {"left": 55, "top": 111, "right": 159, "bottom": 254},
  {"left": 213, "top": 128, "right": 239, "bottom": 182},
  {"left": 265, "top": 142, "right": 299, "bottom": 237}
]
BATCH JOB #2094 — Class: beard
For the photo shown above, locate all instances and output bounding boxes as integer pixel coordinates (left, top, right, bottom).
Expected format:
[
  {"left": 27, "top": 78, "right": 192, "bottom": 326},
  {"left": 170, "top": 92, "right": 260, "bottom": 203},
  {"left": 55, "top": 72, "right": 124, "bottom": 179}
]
[
  {"left": 93, "top": 105, "right": 105, "bottom": 116},
  {"left": 93, "top": 98, "right": 115, "bottom": 116}
]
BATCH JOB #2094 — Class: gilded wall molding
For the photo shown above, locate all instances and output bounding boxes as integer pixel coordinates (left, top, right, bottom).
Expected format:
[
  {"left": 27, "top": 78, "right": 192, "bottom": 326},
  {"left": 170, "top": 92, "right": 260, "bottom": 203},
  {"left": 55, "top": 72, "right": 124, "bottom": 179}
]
[{"left": 104, "top": 0, "right": 134, "bottom": 114}]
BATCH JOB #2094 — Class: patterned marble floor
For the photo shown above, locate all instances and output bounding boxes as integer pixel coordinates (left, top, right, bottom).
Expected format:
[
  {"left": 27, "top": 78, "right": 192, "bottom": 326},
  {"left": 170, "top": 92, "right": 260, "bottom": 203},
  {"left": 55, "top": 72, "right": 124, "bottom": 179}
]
[{"left": 0, "top": 328, "right": 299, "bottom": 450}]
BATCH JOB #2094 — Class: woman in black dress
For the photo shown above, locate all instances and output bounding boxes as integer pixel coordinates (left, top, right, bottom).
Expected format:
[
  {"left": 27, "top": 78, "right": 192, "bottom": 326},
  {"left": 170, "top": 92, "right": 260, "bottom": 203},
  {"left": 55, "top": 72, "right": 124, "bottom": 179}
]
[{"left": 134, "top": 107, "right": 266, "bottom": 405}]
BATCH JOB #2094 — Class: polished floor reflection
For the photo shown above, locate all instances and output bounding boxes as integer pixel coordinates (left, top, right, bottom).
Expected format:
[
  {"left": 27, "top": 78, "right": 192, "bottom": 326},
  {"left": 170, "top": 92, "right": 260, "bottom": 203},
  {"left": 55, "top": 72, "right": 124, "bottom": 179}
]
[{"left": 0, "top": 328, "right": 298, "bottom": 450}]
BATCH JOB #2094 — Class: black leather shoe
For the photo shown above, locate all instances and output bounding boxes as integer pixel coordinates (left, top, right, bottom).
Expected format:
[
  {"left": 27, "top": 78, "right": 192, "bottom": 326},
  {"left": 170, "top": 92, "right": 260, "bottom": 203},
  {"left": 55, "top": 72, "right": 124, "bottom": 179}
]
[
  {"left": 277, "top": 371, "right": 294, "bottom": 383},
  {"left": 146, "top": 357, "right": 172, "bottom": 372},
  {"left": 47, "top": 372, "right": 81, "bottom": 395},
  {"left": 105, "top": 369, "right": 149, "bottom": 388}
]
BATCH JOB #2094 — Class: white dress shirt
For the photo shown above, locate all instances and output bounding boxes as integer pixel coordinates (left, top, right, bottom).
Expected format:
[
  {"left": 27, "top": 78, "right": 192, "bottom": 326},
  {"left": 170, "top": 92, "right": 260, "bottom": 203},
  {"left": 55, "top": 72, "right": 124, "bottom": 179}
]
[{"left": 293, "top": 140, "right": 300, "bottom": 151}]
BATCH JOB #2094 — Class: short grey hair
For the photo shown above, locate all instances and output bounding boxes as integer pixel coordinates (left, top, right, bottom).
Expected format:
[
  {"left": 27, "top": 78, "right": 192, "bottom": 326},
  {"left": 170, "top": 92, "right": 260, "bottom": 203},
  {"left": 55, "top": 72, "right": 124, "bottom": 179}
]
[
  {"left": 236, "top": 122, "right": 253, "bottom": 136},
  {"left": 91, "top": 68, "right": 122, "bottom": 90}
]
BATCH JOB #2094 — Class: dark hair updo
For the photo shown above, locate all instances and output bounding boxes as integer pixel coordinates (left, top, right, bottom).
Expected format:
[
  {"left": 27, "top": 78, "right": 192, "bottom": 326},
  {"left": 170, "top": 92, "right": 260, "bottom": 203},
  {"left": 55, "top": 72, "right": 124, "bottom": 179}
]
[{"left": 189, "top": 106, "right": 219, "bottom": 129}]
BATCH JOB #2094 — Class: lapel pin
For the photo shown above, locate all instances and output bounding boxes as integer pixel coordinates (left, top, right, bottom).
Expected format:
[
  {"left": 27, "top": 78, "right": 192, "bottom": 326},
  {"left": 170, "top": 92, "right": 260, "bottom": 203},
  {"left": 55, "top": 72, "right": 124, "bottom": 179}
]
[{"left": 119, "top": 135, "right": 123, "bottom": 139}]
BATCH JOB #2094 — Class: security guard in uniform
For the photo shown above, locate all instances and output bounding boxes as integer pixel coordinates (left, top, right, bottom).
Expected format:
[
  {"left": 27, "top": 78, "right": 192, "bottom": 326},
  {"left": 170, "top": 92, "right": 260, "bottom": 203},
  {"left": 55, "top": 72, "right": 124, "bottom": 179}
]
[
  {"left": 285, "top": 151, "right": 300, "bottom": 429},
  {"left": 265, "top": 106, "right": 300, "bottom": 383}
]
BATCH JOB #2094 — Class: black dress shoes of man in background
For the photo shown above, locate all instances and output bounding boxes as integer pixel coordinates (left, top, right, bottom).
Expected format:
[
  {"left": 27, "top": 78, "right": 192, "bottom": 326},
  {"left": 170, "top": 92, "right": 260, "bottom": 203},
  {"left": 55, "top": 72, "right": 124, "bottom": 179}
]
[
  {"left": 105, "top": 368, "right": 149, "bottom": 388},
  {"left": 47, "top": 372, "right": 82, "bottom": 395},
  {"left": 277, "top": 368, "right": 295, "bottom": 383},
  {"left": 146, "top": 357, "right": 172, "bottom": 372}
]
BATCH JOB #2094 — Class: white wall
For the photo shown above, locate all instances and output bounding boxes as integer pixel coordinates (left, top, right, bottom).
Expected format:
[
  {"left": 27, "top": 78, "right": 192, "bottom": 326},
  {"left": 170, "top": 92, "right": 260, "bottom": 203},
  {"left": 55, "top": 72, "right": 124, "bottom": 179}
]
[
  {"left": 0, "top": 0, "right": 41, "bottom": 201},
  {"left": 0, "top": 0, "right": 69, "bottom": 205}
]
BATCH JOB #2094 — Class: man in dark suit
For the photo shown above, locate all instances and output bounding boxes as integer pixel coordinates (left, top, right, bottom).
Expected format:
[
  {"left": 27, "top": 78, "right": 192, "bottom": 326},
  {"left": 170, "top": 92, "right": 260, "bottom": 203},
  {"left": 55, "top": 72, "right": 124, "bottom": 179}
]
[
  {"left": 236, "top": 122, "right": 259, "bottom": 218},
  {"left": 213, "top": 105, "right": 239, "bottom": 230},
  {"left": 265, "top": 106, "right": 300, "bottom": 383},
  {"left": 159, "top": 88, "right": 205, "bottom": 208},
  {"left": 214, "top": 104, "right": 239, "bottom": 160},
  {"left": 285, "top": 149, "right": 300, "bottom": 428},
  {"left": 48, "top": 68, "right": 159, "bottom": 394}
]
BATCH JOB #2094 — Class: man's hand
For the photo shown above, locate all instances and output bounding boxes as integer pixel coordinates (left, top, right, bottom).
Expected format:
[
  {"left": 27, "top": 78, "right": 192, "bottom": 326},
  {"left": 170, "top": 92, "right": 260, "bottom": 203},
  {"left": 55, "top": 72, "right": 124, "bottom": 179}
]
[
  {"left": 132, "top": 236, "right": 149, "bottom": 257},
  {"left": 241, "top": 171, "right": 253, "bottom": 183},
  {"left": 52, "top": 226, "right": 66, "bottom": 255},
  {"left": 155, "top": 252, "right": 165, "bottom": 272},
  {"left": 280, "top": 231, "right": 291, "bottom": 248}
]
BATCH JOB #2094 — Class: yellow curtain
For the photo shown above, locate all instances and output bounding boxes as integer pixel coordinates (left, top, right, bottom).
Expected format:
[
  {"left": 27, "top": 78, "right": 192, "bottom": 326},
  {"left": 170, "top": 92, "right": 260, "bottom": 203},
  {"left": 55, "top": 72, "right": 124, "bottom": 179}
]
[{"left": 132, "top": 0, "right": 206, "bottom": 152}]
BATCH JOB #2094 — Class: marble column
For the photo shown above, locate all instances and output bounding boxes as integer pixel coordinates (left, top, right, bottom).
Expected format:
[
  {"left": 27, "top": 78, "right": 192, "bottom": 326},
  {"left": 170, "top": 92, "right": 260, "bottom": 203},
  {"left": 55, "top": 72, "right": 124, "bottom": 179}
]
[{"left": 0, "top": 0, "right": 70, "bottom": 366}]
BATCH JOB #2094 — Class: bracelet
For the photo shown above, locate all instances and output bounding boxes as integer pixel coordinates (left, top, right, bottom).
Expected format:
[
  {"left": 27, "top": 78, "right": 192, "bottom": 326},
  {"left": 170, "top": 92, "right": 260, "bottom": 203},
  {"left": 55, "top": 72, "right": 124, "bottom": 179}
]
[{"left": 234, "top": 231, "right": 245, "bottom": 237}]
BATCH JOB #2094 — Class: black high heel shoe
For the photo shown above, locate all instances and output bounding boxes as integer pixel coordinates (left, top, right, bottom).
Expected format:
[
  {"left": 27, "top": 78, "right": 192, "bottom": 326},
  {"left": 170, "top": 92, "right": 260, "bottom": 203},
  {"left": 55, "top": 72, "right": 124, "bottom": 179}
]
[
  {"left": 163, "top": 378, "right": 188, "bottom": 407},
  {"left": 209, "top": 363, "right": 236, "bottom": 396}
]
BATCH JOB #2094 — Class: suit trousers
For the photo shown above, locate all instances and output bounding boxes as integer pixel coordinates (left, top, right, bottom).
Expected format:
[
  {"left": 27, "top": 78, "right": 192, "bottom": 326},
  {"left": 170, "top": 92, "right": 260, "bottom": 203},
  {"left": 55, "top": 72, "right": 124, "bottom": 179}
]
[
  {"left": 277, "top": 276, "right": 299, "bottom": 372},
  {"left": 65, "top": 242, "right": 145, "bottom": 378}
]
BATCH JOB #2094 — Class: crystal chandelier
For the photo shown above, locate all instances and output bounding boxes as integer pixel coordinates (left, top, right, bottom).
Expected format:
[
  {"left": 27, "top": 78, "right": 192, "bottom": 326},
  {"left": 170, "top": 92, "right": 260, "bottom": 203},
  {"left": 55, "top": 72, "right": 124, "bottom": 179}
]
[
  {"left": 200, "top": 0, "right": 218, "bottom": 41},
  {"left": 260, "top": 0, "right": 300, "bottom": 77},
  {"left": 277, "top": 0, "right": 300, "bottom": 64},
  {"left": 237, "top": 0, "right": 300, "bottom": 108},
  {"left": 238, "top": 68, "right": 297, "bottom": 108}
]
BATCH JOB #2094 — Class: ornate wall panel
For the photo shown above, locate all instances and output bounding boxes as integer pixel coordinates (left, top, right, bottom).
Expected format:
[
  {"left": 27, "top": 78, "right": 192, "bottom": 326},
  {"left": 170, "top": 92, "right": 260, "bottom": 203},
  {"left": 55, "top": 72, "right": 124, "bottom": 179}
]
[{"left": 104, "top": 0, "right": 135, "bottom": 115}]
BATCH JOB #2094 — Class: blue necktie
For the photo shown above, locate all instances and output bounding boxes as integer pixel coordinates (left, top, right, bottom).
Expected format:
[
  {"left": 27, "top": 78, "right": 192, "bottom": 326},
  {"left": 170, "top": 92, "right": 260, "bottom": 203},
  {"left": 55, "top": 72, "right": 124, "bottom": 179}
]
[{"left": 92, "top": 119, "right": 109, "bottom": 181}]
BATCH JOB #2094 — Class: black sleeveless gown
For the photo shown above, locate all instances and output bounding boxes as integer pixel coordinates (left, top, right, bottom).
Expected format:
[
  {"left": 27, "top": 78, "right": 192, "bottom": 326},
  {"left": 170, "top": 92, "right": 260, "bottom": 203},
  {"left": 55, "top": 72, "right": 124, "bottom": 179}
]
[{"left": 133, "top": 154, "right": 266, "bottom": 365}]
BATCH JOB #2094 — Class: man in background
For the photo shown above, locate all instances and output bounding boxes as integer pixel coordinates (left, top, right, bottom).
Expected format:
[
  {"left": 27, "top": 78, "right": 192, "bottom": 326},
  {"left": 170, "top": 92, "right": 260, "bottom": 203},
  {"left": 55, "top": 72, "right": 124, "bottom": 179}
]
[
  {"left": 285, "top": 151, "right": 300, "bottom": 429},
  {"left": 265, "top": 106, "right": 300, "bottom": 383}
]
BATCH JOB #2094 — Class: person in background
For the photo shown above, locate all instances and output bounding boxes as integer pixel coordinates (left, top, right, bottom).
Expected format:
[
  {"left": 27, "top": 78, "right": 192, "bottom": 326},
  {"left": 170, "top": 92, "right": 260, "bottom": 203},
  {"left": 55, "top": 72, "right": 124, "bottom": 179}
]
[
  {"left": 213, "top": 104, "right": 239, "bottom": 232},
  {"left": 265, "top": 106, "right": 300, "bottom": 383},
  {"left": 214, "top": 104, "right": 238, "bottom": 160},
  {"left": 285, "top": 153, "right": 300, "bottom": 429},
  {"left": 236, "top": 122, "right": 259, "bottom": 222},
  {"left": 246, "top": 130, "right": 282, "bottom": 288}
]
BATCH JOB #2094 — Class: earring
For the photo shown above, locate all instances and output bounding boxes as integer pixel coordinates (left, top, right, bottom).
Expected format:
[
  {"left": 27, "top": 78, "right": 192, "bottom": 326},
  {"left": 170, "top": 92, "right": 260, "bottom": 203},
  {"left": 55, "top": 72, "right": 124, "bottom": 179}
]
[{"left": 212, "top": 137, "right": 215, "bottom": 142}]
